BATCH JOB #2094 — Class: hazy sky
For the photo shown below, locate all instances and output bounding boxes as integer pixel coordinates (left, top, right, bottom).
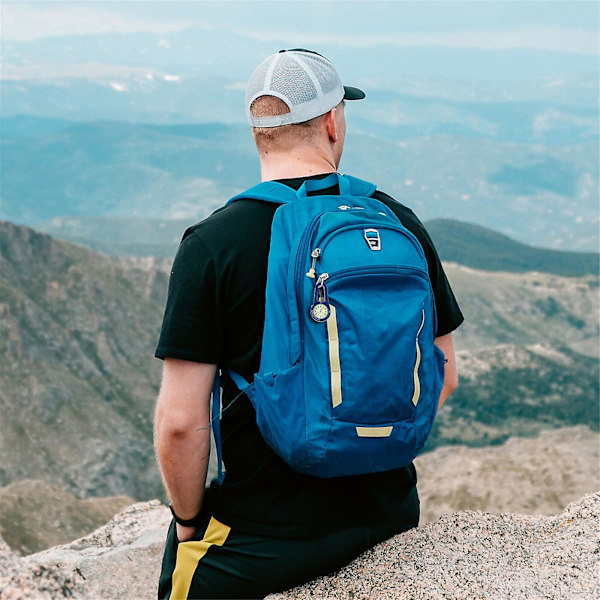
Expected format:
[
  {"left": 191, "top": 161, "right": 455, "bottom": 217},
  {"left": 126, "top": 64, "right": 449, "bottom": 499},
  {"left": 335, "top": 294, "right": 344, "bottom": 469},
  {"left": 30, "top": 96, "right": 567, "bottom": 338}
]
[{"left": 2, "top": 1, "right": 599, "bottom": 54}]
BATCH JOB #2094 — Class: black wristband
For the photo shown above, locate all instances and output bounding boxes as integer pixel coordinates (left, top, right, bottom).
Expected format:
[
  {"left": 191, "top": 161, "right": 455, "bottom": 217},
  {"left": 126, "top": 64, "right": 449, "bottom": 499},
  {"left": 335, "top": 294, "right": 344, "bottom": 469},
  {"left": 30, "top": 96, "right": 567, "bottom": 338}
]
[{"left": 169, "top": 504, "right": 203, "bottom": 527}]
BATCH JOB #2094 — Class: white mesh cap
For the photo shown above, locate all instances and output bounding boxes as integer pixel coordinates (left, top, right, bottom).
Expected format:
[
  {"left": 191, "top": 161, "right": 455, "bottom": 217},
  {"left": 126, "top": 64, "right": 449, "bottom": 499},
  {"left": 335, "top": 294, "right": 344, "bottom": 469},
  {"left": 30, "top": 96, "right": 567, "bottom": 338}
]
[{"left": 246, "top": 49, "right": 365, "bottom": 128}]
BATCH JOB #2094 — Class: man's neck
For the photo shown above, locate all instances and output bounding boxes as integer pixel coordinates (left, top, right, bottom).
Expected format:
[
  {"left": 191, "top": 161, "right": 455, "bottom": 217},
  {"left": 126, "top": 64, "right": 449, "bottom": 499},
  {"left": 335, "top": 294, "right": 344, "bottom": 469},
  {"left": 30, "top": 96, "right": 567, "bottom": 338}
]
[{"left": 259, "top": 150, "right": 337, "bottom": 182}]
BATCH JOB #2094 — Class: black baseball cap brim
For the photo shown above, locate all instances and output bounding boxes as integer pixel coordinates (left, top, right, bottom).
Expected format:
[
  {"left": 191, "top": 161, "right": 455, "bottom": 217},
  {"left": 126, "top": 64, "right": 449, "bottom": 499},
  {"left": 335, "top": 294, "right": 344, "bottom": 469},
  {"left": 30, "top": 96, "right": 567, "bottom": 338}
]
[{"left": 343, "top": 86, "right": 366, "bottom": 100}]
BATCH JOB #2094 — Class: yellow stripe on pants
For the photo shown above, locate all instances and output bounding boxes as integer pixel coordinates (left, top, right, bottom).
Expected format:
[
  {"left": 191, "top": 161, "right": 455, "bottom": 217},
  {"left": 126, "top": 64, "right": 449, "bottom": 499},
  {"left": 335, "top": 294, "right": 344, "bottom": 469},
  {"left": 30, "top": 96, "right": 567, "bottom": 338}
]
[{"left": 170, "top": 517, "right": 231, "bottom": 600}]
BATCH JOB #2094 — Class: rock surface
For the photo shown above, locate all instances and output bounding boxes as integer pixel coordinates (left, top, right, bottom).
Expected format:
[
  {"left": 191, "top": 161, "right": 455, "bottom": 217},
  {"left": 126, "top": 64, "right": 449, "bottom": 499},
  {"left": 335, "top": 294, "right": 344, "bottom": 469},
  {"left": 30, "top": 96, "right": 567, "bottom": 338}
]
[
  {"left": 1, "top": 494, "right": 598, "bottom": 600},
  {"left": 269, "top": 492, "right": 600, "bottom": 600},
  {"left": 0, "top": 500, "right": 171, "bottom": 600}
]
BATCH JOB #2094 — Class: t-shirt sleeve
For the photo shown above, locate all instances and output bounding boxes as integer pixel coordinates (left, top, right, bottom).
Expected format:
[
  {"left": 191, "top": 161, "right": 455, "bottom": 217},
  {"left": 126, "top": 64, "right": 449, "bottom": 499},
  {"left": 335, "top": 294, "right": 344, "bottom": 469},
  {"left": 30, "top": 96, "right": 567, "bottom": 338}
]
[{"left": 155, "top": 228, "right": 223, "bottom": 363}]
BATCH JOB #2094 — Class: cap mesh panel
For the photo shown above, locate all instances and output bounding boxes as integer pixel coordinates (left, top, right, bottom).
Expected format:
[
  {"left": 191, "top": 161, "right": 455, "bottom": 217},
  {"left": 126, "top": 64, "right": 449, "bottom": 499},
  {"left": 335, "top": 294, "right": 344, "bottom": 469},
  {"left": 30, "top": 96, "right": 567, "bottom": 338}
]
[
  {"left": 270, "top": 56, "right": 318, "bottom": 106},
  {"left": 304, "top": 54, "right": 339, "bottom": 95},
  {"left": 245, "top": 57, "right": 273, "bottom": 105}
]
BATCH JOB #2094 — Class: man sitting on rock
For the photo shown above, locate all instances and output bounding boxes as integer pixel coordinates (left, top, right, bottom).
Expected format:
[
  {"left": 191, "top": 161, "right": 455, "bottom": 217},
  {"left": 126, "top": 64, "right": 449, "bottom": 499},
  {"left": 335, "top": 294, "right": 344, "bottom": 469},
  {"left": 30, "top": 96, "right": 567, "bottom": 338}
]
[{"left": 153, "top": 48, "right": 463, "bottom": 599}]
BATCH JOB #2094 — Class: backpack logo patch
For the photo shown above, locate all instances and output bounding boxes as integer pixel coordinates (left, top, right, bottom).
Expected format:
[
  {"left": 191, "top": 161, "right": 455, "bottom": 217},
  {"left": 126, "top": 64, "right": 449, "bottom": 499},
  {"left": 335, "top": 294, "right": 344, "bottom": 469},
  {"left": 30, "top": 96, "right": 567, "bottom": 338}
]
[{"left": 363, "top": 228, "right": 381, "bottom": 251}]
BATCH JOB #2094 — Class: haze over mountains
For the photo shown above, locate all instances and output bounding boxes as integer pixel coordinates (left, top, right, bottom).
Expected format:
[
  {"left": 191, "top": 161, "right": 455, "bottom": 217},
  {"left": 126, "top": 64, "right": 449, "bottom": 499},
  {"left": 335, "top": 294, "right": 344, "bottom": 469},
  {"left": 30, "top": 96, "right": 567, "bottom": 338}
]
[
  {"left": 1, "top": 26, "right": 598, "bottom": 250},
  {"left": 2, "top": 116, "right": 597, "bottom": 251}
]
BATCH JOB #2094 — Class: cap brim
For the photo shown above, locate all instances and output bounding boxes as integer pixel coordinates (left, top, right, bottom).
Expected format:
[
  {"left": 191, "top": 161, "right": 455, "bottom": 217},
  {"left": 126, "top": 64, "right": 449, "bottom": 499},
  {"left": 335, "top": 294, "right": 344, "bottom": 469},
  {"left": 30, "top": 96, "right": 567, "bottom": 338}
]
[{"left": 343, "top": 86, "right": 365, "bottom": 100}]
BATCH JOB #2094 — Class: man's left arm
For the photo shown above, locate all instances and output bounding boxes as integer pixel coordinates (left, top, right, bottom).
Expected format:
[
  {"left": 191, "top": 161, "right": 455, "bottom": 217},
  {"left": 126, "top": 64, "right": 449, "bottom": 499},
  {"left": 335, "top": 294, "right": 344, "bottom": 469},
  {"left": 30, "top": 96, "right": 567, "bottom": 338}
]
[
  {"left": 434, "top": 332, "right": 458, "bottom": 409},
  {"left": 154, "top": 358, "right": 216, "bottom": 542}
]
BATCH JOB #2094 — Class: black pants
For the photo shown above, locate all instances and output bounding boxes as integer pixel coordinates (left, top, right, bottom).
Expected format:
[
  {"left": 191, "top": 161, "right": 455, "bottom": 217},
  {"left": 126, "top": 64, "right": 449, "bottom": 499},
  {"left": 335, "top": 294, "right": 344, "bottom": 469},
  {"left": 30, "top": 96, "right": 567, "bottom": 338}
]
[{"left": 158, "top": 485, "right": 419, "bottom": 600}]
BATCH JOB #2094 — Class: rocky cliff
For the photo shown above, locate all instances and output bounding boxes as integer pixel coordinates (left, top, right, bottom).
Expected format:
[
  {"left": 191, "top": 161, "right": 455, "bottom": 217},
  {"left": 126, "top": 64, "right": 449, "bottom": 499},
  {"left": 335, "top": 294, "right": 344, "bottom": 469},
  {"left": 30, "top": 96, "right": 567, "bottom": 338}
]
[
  {"left": 1, "top": 427, "right": 596, "bottom": 558},
  {"left": 270, "top": 492, "right": 599, "bottom": 600},
  {"left": 0, "top": 221, "right": 169, "bottom": 501},
  {"left": 0, "top": 429, "right": 598, "bottom": 599},
  {"left": 0, "top": 493, "right": 597, "bottom": 600}
]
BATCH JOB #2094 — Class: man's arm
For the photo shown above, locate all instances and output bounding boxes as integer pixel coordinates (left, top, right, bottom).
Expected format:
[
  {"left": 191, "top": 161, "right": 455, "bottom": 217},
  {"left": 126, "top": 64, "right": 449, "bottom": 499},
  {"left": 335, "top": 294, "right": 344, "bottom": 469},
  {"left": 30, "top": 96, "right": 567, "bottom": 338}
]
[
  {"left": 154, "top": 358, "right": 216, "bottom": 541},
  {"left": 434, "top": 332, "right": 458, "bottom": 409}
]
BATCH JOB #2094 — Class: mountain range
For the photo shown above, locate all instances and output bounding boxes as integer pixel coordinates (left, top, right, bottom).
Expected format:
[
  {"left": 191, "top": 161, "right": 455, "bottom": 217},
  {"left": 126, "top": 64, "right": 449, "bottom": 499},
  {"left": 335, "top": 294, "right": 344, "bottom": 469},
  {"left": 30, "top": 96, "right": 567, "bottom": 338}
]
[
  {"left": 0, "top": 221, "right": 597, "bottom": 506},
  {"left": 0, "top": 222, "right": 168, "bottom": 500},
  {"left": 2, "top": 116, "right": 597, "bottom": 251},
  {"left": 425, "top": 219, "right": 598, "bottom": 277},
  {"left": 35, "top": 214, "right": 600, "bottom": 278}
]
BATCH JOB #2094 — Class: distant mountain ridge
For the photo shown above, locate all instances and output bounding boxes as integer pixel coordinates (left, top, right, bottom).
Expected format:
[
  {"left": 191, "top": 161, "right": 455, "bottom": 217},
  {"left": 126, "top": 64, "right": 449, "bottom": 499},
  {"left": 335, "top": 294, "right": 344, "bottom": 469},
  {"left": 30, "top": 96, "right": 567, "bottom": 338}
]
[
  {"left": 35, "top": 215, "right": 599, "bottom": 278},
  {"left": 426, "top": 219, "right": 599, "bottom": 277},
  {"left": 0, "top": 480, "right": 132, "bottom": 556},
  {"left": 3, "top": 27, "right": 597, "bottom": 106},
  {"left": 1, "top": 115, "right": 597, "bottom": 251}
]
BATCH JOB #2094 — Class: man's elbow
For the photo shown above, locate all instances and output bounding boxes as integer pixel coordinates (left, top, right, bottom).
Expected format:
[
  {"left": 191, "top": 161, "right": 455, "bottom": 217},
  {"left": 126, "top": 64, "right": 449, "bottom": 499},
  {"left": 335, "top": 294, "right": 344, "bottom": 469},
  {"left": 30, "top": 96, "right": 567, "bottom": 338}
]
[
  {"left": 446, "top": 369, "right": 459, "bottom": 395},
  {"left": 154, "top": 400, "right": 201, "bottom": 442}
]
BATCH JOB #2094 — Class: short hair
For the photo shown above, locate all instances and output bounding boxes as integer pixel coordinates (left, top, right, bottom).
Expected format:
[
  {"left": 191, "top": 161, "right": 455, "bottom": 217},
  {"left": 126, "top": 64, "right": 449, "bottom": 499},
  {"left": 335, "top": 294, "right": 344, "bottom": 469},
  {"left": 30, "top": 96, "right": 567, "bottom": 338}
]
[{"left": 250, "top": 95, "right": 325, "bottom": 153}]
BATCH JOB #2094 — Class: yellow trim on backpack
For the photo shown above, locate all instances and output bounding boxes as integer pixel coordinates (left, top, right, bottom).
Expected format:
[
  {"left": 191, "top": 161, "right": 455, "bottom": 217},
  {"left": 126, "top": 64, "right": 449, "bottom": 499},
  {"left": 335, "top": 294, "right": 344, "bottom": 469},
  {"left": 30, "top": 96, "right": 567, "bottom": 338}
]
[
  {"left": 327, "top": 305, "right": 342, "bottom": 408},
  {"left": 356, "top": 426, "right": 394, "bottom": 438},
  {"left": 411, "top": 310, "right": 425, "bottom": 407},
  {"left": 170, "top": 516, "right": 231, "bottom": 600}
]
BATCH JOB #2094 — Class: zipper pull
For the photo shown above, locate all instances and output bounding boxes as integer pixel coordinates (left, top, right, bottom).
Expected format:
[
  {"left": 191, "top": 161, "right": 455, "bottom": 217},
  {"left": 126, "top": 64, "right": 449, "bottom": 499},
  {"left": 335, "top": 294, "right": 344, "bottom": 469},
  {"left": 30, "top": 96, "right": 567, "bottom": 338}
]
[{"left": 306, "top": 248, "right": 322, "bottom": 279}]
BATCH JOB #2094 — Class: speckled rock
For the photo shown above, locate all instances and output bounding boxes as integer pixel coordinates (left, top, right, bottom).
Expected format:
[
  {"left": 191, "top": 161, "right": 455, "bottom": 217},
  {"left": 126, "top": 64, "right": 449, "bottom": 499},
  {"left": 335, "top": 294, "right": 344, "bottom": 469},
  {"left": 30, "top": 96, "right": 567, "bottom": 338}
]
[
  {"left": 0, "top": 493, "right": 598, "bottom": 600},
  {"left": 268, "top": 492, "right": 600, "bottom": 600},
  {"left": 0, "top": 500, "right": 170, "bottom": 599}
]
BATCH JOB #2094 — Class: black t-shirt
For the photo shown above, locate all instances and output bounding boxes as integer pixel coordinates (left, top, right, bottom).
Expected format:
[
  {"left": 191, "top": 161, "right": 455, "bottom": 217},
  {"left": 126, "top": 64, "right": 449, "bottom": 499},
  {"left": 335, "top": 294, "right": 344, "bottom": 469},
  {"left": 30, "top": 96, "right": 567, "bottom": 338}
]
[{"left": 155, "top": 173, "right": 464, "bottom": 537}]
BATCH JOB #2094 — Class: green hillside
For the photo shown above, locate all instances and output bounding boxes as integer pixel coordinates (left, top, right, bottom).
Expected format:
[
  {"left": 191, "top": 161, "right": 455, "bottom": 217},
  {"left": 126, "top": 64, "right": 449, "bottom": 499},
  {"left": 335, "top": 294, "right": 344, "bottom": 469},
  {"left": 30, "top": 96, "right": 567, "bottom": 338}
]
[
  {"left": 426, "top": 219, "right": 599, "bottom": 277},
  {"left": 426, "top": 344, "right": 599, "bottom": 453}
]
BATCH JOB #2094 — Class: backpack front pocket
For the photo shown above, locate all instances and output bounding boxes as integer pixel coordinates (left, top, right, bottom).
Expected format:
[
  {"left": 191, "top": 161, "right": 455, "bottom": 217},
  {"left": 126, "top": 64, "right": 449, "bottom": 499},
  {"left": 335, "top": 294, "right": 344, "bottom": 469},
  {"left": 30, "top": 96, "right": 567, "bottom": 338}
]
[{"left": 303, "top": 266, "right": 431, "bottom": 425}]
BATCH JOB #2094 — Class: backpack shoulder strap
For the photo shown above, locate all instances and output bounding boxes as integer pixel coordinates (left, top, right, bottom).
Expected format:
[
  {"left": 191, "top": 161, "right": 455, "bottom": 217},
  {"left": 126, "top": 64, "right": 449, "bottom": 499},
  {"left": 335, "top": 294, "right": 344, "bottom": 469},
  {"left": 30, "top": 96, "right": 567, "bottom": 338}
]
[
  {"left": 295, "top": 173, "right": 377, "bottom": 198},
  {"left": 226, "top": 173, "right": 378, "bottom": 207},
  {"left": 341, "top": 173, "right": 377, "bottom": 197},
  {"left": 226, "top": 181, "right": 297, "bottom": 206}
]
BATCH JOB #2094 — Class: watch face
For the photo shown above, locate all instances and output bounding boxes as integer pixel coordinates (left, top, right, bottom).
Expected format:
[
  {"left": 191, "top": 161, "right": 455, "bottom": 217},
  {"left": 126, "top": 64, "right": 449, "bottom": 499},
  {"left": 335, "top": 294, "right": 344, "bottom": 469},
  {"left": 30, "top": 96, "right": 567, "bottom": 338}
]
[{"left": 310, "top": 302, "right": 330, "bottom": 322}]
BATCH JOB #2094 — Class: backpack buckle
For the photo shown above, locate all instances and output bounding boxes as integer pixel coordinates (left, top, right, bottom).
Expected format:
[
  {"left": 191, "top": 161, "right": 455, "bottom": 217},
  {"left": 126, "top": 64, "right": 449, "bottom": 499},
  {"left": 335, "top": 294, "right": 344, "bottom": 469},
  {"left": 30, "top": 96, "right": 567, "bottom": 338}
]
[{"left": 364, "top": 228, "right": 382, "bottom": 251}]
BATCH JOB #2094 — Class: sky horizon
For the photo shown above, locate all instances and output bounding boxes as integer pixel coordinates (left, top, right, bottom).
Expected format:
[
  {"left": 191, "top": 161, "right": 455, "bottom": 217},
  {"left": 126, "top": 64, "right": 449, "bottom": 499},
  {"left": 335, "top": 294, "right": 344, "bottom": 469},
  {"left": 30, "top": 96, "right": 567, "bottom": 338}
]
[{"left": 2, "top": 1, "right": 598, "bottom": 56}]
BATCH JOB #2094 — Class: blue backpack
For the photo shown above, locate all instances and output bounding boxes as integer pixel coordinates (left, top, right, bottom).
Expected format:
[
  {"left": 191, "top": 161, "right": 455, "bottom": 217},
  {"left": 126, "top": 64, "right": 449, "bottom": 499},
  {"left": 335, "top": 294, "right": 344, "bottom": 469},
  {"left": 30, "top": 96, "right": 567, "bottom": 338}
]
[{"left": 212, "top": 172, "right": 444, "bottom": 481}]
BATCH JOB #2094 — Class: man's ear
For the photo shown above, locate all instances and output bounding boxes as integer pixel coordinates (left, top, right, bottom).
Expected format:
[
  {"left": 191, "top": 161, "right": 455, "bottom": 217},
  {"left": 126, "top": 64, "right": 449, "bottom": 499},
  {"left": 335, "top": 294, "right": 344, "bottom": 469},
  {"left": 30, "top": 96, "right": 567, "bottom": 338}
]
[{"left": 324, "top": 108, "right": 338, "bottom": 143}]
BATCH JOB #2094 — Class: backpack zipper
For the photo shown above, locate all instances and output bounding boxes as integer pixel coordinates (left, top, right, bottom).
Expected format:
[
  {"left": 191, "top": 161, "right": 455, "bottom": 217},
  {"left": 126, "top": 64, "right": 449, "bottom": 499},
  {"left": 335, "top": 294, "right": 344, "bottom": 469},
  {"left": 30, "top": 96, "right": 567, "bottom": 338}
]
[{"left": 306, "top": 248, "right": 321, "bottom": 279}]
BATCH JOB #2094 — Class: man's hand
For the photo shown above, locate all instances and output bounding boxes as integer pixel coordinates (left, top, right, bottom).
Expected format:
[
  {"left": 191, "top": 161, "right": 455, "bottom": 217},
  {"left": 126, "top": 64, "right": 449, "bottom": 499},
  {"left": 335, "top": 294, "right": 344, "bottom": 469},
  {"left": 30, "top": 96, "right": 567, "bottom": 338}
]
[
  {"left": 176, "top": 523, "right": 197, "bottom": 543},
  {"left": 154, "top": 359, "right": 216, "bottom": 530}
]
